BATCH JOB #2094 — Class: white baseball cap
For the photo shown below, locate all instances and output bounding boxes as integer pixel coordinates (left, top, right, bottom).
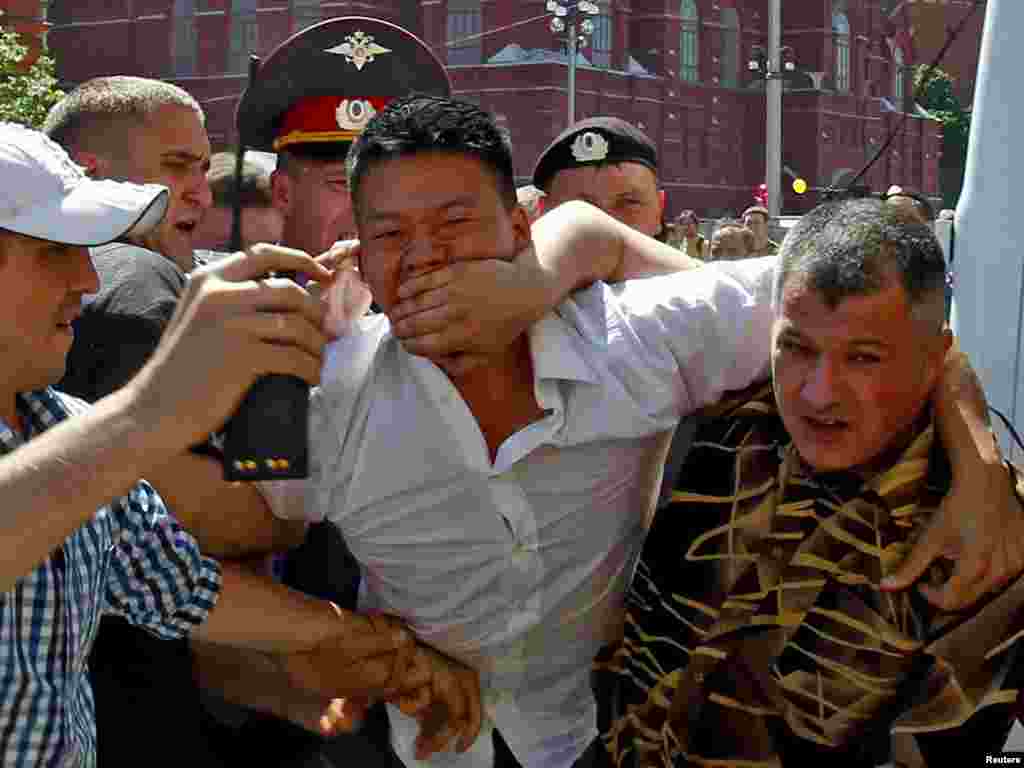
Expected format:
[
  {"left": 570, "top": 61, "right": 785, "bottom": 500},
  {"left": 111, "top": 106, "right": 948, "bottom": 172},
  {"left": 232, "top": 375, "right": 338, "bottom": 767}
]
[{"left": 0, "top": 122, "right": 169, "bottom": 246}]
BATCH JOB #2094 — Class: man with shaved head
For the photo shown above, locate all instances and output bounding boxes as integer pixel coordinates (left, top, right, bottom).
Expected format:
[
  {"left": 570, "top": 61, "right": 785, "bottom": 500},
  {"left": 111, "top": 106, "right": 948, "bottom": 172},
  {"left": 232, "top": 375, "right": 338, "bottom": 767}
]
[{"left": 43, "top": 76, "right": 302, "bottom": 768}]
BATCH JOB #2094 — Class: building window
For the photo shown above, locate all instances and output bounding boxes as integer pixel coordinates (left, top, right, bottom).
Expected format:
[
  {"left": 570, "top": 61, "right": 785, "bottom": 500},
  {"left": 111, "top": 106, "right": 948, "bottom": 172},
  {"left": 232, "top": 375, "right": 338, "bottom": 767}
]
[
  {"left": 893, "top": 45, "right": 905, "bottom": 103},
  {"left": 229, "top": 0, "right": 259, "bottom": 74},
  {"left": 172, "top": 0, "right": 197, "bottom": 77},
  {"left": 720, "top": 8, "right": 739, "bottom": 87},
  {"left": 833, "top": 9, "right": 850, "bottom": 93},
  {"left": 291, "top": 0, "right": 321, "bottom": 33},
  {"left": 589, "top": 2, "right": 613, "bottom": 69},
  {"left": 679, "top": 0, "right": 699, "bottom": 83},
  {"left": 447, "top": 0, "right": 482, "bottom": 66}
]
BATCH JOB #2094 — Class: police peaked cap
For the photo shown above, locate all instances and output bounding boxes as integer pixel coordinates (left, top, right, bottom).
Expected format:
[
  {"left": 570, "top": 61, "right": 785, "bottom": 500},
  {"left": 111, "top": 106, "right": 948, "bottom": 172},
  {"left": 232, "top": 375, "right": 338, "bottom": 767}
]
[
  {"left": 532, "top": 116, "right": 659, "bottom": 192},
  {"left": 236, "top": 17, "right": 452, "bottom": 152}
]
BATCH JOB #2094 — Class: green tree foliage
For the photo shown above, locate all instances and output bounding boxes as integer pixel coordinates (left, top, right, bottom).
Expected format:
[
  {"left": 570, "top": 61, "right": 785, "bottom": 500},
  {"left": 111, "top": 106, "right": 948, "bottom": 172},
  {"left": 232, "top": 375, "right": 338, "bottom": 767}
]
[
  {"left": 914, "top": 65, "right": 970, "bottom": 206},
  {"left": 0, "top": 28, "right": 63, "bottom": 128}
]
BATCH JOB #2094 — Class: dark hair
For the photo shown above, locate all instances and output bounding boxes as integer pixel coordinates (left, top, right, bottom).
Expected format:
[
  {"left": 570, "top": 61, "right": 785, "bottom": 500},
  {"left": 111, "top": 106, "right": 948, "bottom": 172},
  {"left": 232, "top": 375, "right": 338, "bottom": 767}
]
[
  {"left": 276, "top": 141, "right": 352, "bottom": 177},
  {"left": 883, "top": 187, "right": 935, "bottom": 223},
  {"left": 710, "top": 219, "right": 756, "bottom": 259},
  {"left": 675, "top": 209, "right": 697, "bottom": 226},
  {"left": 774, "top": 197, "right": 947, "bottom": 327},
  {"left": 346, "top": 95, "right": 517, "bottom": 213},
  {"left": 206, "top": 151, "right": 273, "bottom": 209}
]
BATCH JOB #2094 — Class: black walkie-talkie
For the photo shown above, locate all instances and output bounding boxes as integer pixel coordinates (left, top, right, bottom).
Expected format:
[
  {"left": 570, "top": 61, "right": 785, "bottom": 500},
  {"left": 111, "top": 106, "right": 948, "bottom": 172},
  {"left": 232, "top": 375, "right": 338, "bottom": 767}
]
[{"left": 222, "top": 54, "right": 310, "bottom": 482}]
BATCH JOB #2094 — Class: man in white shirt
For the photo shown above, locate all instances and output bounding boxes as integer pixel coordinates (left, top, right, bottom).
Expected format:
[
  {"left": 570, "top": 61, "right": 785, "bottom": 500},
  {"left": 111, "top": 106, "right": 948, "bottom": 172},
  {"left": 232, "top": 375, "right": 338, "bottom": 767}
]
[{"left": 269, "top": 94, "right": 775, "bottom": 768}]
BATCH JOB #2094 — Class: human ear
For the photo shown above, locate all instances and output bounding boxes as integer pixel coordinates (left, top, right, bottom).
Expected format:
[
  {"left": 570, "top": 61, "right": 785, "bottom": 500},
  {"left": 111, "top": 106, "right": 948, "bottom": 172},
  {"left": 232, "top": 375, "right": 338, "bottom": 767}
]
[{"left": 271, "top": 171, "right": 293, "bottom": 217}]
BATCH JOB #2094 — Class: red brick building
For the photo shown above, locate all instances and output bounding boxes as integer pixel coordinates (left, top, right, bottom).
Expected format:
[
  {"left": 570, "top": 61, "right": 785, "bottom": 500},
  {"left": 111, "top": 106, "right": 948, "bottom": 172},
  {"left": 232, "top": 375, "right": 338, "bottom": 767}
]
[
  {"left": 47, "top": 0, "right": 949, "bottom": 216},
  {"left": 892, "top": 0, "right": 984, "bottom": 105}
]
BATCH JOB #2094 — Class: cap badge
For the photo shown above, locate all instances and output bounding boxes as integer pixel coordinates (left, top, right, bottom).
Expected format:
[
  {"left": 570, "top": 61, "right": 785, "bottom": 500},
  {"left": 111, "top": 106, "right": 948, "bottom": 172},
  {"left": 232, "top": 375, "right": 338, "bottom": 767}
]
[
  {"left": 571, "top": 132, "right": 609, "bottom": 163},
  {"left": 336, "top": 99, "right": 377, "bottom": 131},
  {"left": 325, "top": 31, "right": 392, "bottom": 71}
]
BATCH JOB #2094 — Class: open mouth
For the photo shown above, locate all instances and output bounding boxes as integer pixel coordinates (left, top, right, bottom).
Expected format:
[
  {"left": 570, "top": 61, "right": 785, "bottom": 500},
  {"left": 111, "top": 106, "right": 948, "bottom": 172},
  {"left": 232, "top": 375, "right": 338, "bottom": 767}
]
[
  {"left": 804, "top": 414, "right": 849, "bottom": 433},
  {"left": 175, "top": 220, "right": 197, "bottom": 235}
]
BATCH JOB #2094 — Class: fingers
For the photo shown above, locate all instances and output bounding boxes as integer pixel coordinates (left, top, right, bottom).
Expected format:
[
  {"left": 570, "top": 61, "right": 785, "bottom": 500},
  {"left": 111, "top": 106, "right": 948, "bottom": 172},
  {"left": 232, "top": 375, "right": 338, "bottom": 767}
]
[
  {"left": 391, "top": 288, "right": 454, "bottom": 327},
  {"left": 225, "top": 312, "right": 328, "bottom": 359},
  {"left": 391, "top": 303, "right": 463, "bottom": 339},
  {"left": 413, "top": 651, "right": 481, "bottom": 758},
  {"left": 394, "top": 685, "right": 431, "bottom": 717},
  {"left": 918, "top": 554, "right": 989, "bottom": 611},
  {"left": 397, "top": 265, "right": 454, "bottom": 302},
  {"left": 455, "top": 665, "right": 482, "bottom": 752},
  {"left": 880, "top": 515, "right": 950, "bottom": 593},
  {"left": 337, "top": 611, "right": 413, "bottom": 661},
  {"left": 434, "top": 355, "right": 487, "bottom": 378},
  {"left": 317, "top": 240, "right": 361, "bottom": 273},
  {"left": 196, "top": 243, "right": 333, "bottom": 286}
]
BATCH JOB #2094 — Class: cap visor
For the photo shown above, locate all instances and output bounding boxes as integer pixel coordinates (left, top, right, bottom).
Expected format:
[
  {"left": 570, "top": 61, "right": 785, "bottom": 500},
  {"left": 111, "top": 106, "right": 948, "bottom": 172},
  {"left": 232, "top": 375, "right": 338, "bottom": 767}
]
[{"left": 3, "top": 178, "right": 169, "bottom": 247}]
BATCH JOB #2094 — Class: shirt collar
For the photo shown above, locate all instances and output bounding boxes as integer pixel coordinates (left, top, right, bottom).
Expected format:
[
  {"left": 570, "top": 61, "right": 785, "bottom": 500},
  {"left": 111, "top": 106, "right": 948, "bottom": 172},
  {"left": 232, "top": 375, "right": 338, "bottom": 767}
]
[
  {"left": 527, "top": 312, "right": 599, "bottom": 386},
  {"left": 0, "top": 388, "right": 67, "bottom": 452}
]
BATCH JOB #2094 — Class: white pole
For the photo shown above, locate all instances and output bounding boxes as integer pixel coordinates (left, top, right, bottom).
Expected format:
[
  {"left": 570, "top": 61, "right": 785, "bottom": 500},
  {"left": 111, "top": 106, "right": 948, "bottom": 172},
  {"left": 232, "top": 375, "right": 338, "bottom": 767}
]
[
  {"left": 766, "top": 0, "right": 782, "bottom": 217},
  {"left": 951, "top": 0, "right": 1024, "bottom": 455},
  {"left": 568, "top": 20, "right": 577, "bottom": 127}
]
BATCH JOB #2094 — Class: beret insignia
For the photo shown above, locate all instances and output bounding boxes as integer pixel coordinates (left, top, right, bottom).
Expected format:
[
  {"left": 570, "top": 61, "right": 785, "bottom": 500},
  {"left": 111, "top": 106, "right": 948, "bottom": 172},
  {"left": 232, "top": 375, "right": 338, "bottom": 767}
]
[{"left": 571, "top": 131, "right": 609, "bottom": 163}]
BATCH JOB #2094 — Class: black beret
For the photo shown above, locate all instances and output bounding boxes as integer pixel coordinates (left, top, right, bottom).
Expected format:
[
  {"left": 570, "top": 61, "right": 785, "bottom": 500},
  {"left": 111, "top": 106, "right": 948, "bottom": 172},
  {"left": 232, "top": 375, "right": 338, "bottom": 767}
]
[
  {"left": 236, "top": 17, "right": 451, "bottom": 152},
  {"left": 532, "top": 116, "right": 658, "bottom": 191}
]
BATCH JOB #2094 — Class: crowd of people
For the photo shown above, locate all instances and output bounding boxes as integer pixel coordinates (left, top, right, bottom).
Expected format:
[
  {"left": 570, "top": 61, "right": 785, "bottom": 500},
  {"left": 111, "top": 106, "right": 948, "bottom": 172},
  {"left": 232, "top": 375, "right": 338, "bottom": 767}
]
[{"left": 1, "top": 15, "right": 1023, "bottom": 768}]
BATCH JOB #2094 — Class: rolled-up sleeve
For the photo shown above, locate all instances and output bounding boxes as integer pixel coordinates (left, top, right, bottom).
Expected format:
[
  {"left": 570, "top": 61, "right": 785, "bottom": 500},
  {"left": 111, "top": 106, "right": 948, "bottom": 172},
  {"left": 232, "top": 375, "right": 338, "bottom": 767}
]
[
  {"left": 605, "top": 255, "right": 776, "bottom": 414},
  {"left": 103, "top": 480, "right": 222, "bottom": 639}
]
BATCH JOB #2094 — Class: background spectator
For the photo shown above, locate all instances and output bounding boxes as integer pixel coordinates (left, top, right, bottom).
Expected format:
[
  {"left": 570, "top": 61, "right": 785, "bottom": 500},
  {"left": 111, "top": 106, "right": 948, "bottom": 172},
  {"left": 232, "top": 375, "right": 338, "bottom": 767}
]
[
  {"left": 710, "top": 219, "right": 755, "bottom": 261},
  {"left": 194, "top": 150, "right": 283, "bottom": 253},
  {"left": 667, "top": 209, "right": 706, "bottom": 258}
]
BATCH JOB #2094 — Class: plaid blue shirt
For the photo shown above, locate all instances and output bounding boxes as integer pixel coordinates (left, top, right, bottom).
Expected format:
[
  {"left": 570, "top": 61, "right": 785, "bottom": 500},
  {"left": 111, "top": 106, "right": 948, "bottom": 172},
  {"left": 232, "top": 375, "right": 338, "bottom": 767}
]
[{"left": 0, "top": 388, "right": 222, "bottom": 767}]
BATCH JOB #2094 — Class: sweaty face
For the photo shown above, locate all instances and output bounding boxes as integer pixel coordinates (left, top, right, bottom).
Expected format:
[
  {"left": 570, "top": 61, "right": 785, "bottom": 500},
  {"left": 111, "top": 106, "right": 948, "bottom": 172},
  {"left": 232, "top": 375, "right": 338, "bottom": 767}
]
[
  {"left": 771, "top": 278, "right": 949, "bottom": 473},
  {"left": 0, "top": 233, "right": 99, "bottom": 393},
  {"left": 355, "top": 151, "right": 530, "bottom": 312},
  {"left": 113, "top": 104, "right": 212, "bottom": 269},
  {"left": 544, "top": 162, "right": 663, "bottom": 237},
  {"left": 274, "top": 158, "right": 356, "bottom": 256}
]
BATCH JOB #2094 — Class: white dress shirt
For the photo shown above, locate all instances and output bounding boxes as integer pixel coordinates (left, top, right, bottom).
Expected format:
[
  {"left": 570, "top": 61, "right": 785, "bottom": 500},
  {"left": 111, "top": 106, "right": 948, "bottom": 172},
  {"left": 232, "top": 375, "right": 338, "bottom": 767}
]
[{"left": 269, "top": 258, "right": 776, "bottom": 768}]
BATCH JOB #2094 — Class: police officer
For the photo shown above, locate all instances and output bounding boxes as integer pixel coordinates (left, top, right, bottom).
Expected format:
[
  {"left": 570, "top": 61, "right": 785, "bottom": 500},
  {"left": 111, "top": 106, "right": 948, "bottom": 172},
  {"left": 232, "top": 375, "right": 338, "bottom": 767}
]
[{"left": 532, "top": 116, "right": 666, "bottom": 240}]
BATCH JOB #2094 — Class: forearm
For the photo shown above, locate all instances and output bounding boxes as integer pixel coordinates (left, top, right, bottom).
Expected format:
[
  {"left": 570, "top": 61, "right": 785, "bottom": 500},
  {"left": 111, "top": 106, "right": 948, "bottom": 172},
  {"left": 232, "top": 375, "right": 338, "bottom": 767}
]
[
  {"left": 146, "top": 452, "right": 307, "bottom": 557},
  {"left": 192, "top": 638, "right": 303, "bottom": 723},
  {"left": 195, "top": 561, "right": 337, "bottom": 653},
  {"left": 528, "top": 201, "right": 702, "bottom": 298},
  {"left": 0, "top": 386, "right": 187, "bottom": 591}
]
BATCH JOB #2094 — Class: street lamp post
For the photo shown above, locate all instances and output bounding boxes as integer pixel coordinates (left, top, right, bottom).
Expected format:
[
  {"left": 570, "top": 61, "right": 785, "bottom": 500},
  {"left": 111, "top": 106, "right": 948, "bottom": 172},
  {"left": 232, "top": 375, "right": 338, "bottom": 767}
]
[
  {"left": 547, "top": 0, "right": 600, "bottom": 127},
  {"left": 748, "top": 0, "right": 794, "bottom": 217}
]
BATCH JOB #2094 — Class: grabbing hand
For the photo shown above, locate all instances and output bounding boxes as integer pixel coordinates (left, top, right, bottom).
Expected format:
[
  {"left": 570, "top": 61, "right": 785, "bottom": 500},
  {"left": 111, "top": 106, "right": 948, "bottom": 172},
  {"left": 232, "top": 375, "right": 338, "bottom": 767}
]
[
  {"left": 283, "top": 608, "right": 420, "bottom": 702},
  {"left": 389, "top": 245, "right": 557, "bottom": 377},
  {"left": 880, "top": 458, "right": 1024, "bottom": 610},
  {"left": 881, "top": 348, "right": 1024, "bottom": 609},
  {"left": 388, "top": 643, "right": 483, "bottom": 759}
]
